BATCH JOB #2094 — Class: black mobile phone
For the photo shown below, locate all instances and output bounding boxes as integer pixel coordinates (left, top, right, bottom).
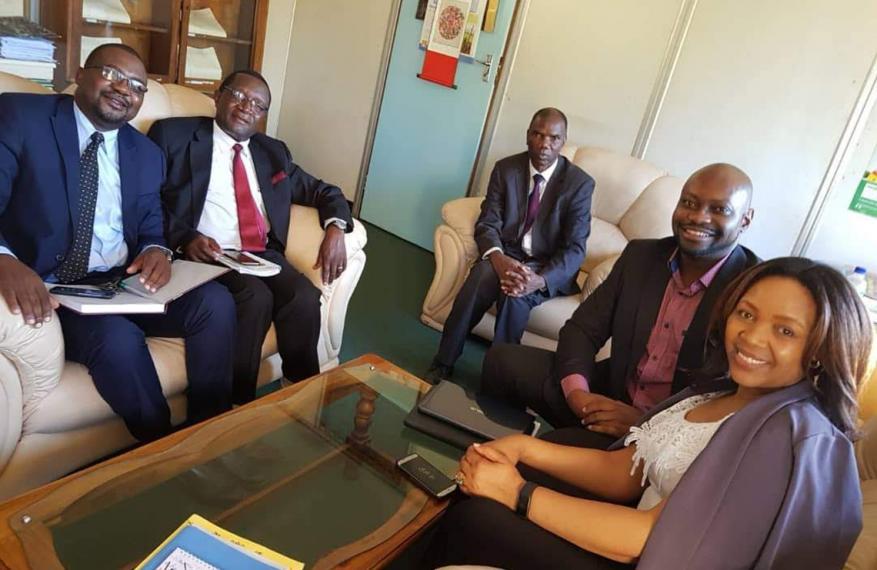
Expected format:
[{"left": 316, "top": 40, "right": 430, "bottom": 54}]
[
  {"left": 49, "top": 286, "right": 116, "bottom": 300},
  {"left": 223, "top": 251, "right": 261, "bottom": 266},
  {"left": 397, "top": 453, "right": 457, "bottom": 498}
]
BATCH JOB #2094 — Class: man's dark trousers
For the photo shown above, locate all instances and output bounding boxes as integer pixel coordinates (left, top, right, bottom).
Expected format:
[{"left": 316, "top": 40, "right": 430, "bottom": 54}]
[
  {"left": 436, "top": 259, "right": 549, "bottom": 367},
  {"left": 58, "top": 280, "right": 235, "bottom": 441},
  {"left": 216, "top": 247, "right": 322, "bottom": 404}
]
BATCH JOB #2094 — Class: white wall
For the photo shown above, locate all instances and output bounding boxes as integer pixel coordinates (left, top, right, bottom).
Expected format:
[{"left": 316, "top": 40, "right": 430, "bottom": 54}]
[
  {"left": 806, "top": 112, "right": 877, "bottom": 270},
  {"left": 262, "top": 0, "right": 297, "bottom": 137},
  {"left": 474, "top": 0, "right": 684, "bottom": 195},
  {"left": 477, "top": 0, "right": 877, "bottom": 262},
  {"left": 645, "top": 0, "right": 877, "bottom": 259},
  {"left": 276, "top": 0, "right": 396, "bottom": 201}
]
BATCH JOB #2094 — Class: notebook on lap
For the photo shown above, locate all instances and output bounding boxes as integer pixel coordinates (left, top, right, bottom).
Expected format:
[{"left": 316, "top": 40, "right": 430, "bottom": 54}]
[{"left": 416, "top": 380, "right": 539, "bottom": 441}]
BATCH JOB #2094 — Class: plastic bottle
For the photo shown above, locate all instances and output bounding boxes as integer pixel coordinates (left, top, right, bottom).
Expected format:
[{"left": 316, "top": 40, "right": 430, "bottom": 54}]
[{"left": 847, "top": 266, "right": 868, "bottom": 297}]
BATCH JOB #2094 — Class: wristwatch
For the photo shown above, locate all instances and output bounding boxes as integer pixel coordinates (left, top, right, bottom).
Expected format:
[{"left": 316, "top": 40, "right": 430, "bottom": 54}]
[{"left": 515, "top": 481, "right": 538, "bottom": 518}]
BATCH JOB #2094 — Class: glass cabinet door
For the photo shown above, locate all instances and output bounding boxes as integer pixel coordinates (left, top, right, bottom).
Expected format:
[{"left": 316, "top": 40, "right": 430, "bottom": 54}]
[
  {"left": 76, "top": 0, "right": 180, "bottom": 83},
  {"left": 180, "top": 0, "right": 261, "bottom": 92}
]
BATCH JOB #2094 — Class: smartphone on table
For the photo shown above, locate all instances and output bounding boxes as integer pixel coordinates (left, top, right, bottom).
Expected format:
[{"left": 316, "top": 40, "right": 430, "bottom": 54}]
[
  {"left": 49, "top": 286, "right": 116, "bottom": 299},
  {"left": 397, "top": 453, "right": 457, "bottom": 498},
  {"left": 222, "top": 250, "right": 261, "bottom": 266}
]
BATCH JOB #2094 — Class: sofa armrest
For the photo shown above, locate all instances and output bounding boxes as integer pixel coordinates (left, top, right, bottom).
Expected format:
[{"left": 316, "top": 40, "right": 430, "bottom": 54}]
[
  {"left": 0, "top": 302, "right": 64, "bottom": 476},
  {"left": 284, "top": 206, "right": 368, "bottom": 365},
  {"left": 421, "top": 198, "right": 484, "bottom": 328}
]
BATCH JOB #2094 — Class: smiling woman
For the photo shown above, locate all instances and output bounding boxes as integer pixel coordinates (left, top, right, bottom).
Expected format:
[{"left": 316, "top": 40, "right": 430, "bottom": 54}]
[{"left": 424, "top": 257, "right": 872, "bottom": 569}]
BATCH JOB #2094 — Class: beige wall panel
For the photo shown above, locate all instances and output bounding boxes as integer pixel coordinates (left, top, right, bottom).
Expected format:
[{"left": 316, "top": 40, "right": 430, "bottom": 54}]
[
  {"left": 474, "top": 0, "right": 683, "bottom": 196},
  {"left": 645, "top": 0, "right": 877, "bottom": 259},
  {"left": 263, "top": 0, "right": 297, "bottom": 137},
  {"left": 276, "top": 0, "right": 395, "bottom": 201}
]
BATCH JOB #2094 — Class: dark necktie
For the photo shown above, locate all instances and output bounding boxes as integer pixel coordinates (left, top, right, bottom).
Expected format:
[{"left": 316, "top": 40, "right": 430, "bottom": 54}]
[
  {"left": 232, "top": 143, "right": 266, "bottom": 252},
  {"left": 522, "top": 173, "right": 544, "bottom": 235},
  {"left": 56, "top": 131, "right": 104, "bottom": 283}
]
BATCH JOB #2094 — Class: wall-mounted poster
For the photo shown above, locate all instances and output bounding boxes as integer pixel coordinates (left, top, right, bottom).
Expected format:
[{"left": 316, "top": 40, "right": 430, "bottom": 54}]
[
  {"left": 460, "top": 0, "right": 486, "bottom": 57},
  {"left": 418, "top": 0, "right": 471, "bottom": 88},
  {"left": 849, "top": 170, "right": 877, "bottom": 218},
  {"left": 419, "top": 0, "right": 438, "bottom": 47}
]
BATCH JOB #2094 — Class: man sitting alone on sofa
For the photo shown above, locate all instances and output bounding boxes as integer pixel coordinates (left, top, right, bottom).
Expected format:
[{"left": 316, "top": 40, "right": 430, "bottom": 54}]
[
  {"left": 148, "top": 69, "right": 353, "bottom": 404},
  {"left": 0, "top": 44, "right": 236, "bottom": 441},
  {"left": 426, "top": 108, "right": 595, "bottom": 383},
  {"left": 483, "top": 163, "right": 759, "bottom": 446}
]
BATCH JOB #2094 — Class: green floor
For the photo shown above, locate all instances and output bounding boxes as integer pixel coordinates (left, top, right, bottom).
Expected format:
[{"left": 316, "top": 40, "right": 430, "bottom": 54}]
[{"left": 338, "top": 221, "right": 488, "bottom": 391}]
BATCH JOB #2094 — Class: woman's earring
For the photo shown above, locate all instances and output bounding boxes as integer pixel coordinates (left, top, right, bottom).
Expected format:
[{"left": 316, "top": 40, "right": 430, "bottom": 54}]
[{"left": 809, "top": 359, "right": 823, "bottom": 386}]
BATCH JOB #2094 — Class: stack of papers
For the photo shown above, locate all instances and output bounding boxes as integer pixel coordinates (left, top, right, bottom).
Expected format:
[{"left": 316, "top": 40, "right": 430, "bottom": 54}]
[{"left": 0, "top": 17, "right": 56, "bottom": 87}]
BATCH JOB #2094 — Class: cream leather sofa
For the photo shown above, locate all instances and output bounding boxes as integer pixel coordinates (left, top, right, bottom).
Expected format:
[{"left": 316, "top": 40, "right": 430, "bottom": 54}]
[
  {"left": 422, "top": 145, "right": 683, "bottom": 350},
  {"left": 0, "top": 72, "right": 367, "bottom": 500}
]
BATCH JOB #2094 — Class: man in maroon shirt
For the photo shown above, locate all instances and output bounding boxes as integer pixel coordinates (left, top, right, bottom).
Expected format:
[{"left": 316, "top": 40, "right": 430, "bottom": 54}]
[{"left": 482, "top": 163, "right": 759, "bottom": 444}]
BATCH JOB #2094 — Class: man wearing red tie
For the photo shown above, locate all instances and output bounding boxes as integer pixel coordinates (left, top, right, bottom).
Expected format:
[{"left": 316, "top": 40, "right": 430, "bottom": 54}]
[
  {"left": 148, "top": 70, "right": 353, "bottom": 403},
  {"left": 426, "top": 108, "right": 594, "bottom": 383}
]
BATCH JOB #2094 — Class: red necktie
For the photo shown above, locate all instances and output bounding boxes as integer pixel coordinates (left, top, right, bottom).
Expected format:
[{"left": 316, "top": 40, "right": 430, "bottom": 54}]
[
  {"left": 522, "top": 173, "right": 544, "bottom": 235},
  {"left": 232, "top": 143, "right": 266, "bottom": 252}
]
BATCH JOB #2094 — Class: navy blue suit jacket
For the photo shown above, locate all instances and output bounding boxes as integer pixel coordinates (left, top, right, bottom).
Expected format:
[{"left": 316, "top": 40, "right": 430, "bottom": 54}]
[{"left": 0, "top": 94, "right": 166, "bottom": 278}]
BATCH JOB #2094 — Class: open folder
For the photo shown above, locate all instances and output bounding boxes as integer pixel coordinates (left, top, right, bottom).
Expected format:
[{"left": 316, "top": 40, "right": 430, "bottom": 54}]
[{"left": 47, "top": 260, "right": 229, "bottom": 315}]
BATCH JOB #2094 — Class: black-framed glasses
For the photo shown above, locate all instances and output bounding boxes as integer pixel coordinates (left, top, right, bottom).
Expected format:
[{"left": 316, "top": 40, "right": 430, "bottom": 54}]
[
  {"left": 84, "top": 65, "right": 148, "bottom": 96},
  {"left": 222, "top": 86, "right": 269, "bottom": 114}
]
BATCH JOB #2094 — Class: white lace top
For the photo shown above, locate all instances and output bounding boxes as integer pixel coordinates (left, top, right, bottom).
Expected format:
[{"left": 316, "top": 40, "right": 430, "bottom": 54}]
[{"left": 624, "top": 392, "right": 734, "bottom": 510}]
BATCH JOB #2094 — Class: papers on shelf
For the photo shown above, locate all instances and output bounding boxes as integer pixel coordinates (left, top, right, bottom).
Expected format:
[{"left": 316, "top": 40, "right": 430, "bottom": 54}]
[
  {"left": 135, "top": 514, "right": 303, "bottom": 570},
  {"left": 188, "top": 7, "right": 227, "bottom": 38},
  {"left": 80, "top": 35, "right": 121, "bottom": 67},
  {"left": 0, "top": 57, "right": 55, "bottom": 80},
  {"left": 185, "top": 45, "right": 222, "bottom": 81},
  {"left": 82, "top": 0, "right": 131, "bottom": 24},
  {"left": 47, "top": 260, "right": 228, "bottom": 315},
  {"left": 215, "top": 251, "right": 281, "bottom": 277}
]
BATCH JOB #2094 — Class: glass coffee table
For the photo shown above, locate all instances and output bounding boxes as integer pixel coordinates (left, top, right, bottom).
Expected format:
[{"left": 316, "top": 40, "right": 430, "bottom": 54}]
[{"left": 0, "top": 355, "right": 461, "bottom": 569}]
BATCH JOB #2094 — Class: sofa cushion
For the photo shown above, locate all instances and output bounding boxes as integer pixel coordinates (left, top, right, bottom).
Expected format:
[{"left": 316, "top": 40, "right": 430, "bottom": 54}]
[
  {"left": 847, "top": 479, "right": 877, "bottom": 569},
  {"left": 582, "top": 218, "right": 627, "bottom": 274},
  {"left": 618, "top": 175, "right": 681, "bottom": 241},
  {"left": 524, "top": 295, "right": 581, "bottom": 341},
  {"left": 572, "top": 146, "right": 666, "bottom": 225}
]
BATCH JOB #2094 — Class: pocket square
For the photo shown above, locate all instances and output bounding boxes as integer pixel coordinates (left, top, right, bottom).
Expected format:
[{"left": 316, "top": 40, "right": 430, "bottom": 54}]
[{"left": 271, "top": 170, "right": 287, "bottom": 185}]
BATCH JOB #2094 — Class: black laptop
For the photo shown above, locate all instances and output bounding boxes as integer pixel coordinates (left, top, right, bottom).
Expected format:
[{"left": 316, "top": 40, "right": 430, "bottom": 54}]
[{"left": 417, "top": 381, "right": 539, "bottom": 441}]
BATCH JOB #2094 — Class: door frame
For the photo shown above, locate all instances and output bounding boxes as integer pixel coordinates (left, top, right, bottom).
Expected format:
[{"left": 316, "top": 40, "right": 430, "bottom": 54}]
[{"left": 352, "top": 0, "right": 531, "bottom": 216}]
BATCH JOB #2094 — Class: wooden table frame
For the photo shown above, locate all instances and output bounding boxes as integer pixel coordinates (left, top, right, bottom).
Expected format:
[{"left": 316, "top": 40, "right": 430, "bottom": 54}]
[{"left": 0, "top": 354, "right": 449, "bottom": 569}]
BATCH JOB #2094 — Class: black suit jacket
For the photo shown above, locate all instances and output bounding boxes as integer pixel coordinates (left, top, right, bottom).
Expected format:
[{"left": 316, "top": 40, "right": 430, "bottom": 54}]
[
  {"left": 556, "top": 237, "right": 760, "bottom": 402},
  {"left": 147, "top": 116, "right": 352, "bottom": 252},
  {"left": 475, "top": 152, "right": 594, "bottom": 297}
]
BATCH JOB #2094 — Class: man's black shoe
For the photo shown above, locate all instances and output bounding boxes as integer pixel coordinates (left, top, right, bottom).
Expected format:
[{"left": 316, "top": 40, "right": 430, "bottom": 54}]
[{"left": 424, "top": 359, "right": 453, "bottom": 384}]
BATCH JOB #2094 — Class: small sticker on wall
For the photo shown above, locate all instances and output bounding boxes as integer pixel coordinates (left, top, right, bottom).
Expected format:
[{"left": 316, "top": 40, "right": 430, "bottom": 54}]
[{"left": 849, "top": 170, "right": 877, "bottom": 219}]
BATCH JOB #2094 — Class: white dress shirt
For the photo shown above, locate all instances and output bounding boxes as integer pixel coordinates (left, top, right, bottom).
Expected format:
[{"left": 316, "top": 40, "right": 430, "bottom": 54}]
[
  {"left": 198, "top": 122, "right": 271, "bottom": 251},
  {"left": 483, "top": 157, "right": 558, "bottom": 259}
]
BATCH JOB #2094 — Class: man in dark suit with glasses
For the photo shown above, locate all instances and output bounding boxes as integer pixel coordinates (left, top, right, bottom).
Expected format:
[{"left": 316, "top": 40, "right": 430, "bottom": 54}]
[{"left": 148, "top": 70, "right": 353, "bottom": 404}]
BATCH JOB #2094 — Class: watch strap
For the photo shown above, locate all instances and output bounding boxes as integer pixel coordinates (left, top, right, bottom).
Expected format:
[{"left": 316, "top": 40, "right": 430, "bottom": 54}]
[{"left": 515, "top": 481, "right": 538, "bottom": 517}]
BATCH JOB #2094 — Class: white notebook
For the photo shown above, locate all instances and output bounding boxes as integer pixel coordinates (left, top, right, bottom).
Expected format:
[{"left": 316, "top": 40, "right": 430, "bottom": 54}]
[
  {"left": 48, "top": 260, "right": 229, "bottom": 315},
  {"left": 215, "top": 251, "right": 281, "bottom": 277}
]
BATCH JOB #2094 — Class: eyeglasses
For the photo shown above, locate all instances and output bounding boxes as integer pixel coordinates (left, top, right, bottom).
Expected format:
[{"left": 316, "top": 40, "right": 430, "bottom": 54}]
[
  {"left": 84, "top": 65, "right": 148, "bottom": 96},
  {"left": 222, "top": 86, "right": 269, "bottom": 114}
]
